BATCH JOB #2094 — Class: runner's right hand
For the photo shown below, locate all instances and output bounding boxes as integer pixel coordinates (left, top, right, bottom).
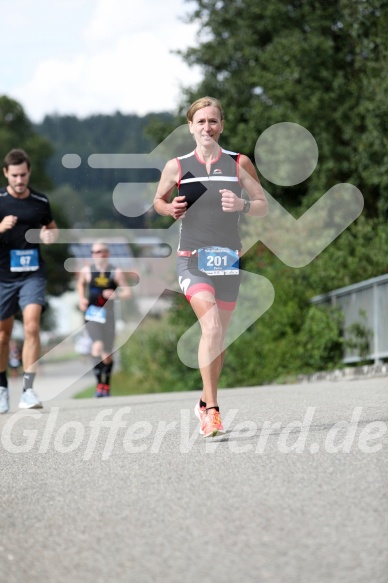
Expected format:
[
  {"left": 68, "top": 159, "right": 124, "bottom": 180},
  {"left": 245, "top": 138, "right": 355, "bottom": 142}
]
[
  {"left": 0, "top": 215, "right": 18, "bottom": 232},
  {"left": 170, "top": 196, "right": 187, "bottom": 220}
]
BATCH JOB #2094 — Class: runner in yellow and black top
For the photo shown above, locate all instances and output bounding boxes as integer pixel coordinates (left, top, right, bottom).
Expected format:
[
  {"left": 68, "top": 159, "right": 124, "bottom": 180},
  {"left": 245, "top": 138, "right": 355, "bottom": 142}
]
[
  {"left": 77, "top": 242, "right": 131, "bottom": 397},
  {"left": 154, "top": 96, "right": 268, "bottom": 437}
]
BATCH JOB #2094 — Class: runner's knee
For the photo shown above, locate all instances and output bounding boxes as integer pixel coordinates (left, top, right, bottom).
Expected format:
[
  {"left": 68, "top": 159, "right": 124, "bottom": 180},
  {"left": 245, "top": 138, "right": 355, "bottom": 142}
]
[{"left": 23, "top": 319, "right": 40, "bottom": 339}]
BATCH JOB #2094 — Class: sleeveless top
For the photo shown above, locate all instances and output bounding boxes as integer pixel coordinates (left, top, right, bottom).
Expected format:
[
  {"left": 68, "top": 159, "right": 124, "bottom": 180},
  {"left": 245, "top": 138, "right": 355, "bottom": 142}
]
[
  {"left": 176, "top": 148, "right": 243, "bottom": 251},
  {"left": 88, "top": 264, "right": 117, "bottom": 314}
]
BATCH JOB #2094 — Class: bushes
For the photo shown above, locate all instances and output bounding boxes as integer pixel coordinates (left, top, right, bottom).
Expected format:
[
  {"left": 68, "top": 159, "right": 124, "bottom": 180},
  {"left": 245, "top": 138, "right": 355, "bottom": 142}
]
[
  {"left": 296, "top": 306, "right": 344, "bottom": 373},
  {"left": 120, "top": 316, "right": 202, "bottom": 393},
  {"left": 119, "top": 218, "right": 388, "bottom": 392}
]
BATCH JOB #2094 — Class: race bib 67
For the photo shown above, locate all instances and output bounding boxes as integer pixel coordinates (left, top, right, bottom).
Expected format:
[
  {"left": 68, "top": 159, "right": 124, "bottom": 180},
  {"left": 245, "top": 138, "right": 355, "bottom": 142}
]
[{"left": 10, "top": 249, "right": 39, "bottom": 272}]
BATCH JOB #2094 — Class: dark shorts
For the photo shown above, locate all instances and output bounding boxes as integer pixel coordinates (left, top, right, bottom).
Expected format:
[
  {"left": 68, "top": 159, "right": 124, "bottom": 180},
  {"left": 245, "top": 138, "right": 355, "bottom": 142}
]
[
  {"left": 0, "top": 274, "right": 46, "bottom": 320},
  {"left": 176, "top": 256, "right": 241, "bottom": 311},
  {"left": 85, "top": 315, "right": 116, "bottom": 354}
]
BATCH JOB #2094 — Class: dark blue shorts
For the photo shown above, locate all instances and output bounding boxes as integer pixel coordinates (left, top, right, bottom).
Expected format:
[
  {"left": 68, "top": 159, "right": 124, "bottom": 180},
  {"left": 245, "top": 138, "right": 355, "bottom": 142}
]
[{"left": 0, "top": 275, "right": 46, "bottom": 320}]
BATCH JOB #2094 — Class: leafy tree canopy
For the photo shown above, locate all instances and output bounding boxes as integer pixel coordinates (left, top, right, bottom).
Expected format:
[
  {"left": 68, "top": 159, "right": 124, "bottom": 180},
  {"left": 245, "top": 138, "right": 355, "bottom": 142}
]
[
  {"left": 0, "top": 95, "right": 54, "bottom": 191},
  {"left": 0, "top": 95, "right": 71, "bottom": 296},
  {"left": 34, "top": 111, "right": 177, "bottom": 227},
  {"left": 177, "top": 0, "right": 388, "bottom": 215},
  {"left": 124, "top": 1, "right": 388, "bottom": 386}
]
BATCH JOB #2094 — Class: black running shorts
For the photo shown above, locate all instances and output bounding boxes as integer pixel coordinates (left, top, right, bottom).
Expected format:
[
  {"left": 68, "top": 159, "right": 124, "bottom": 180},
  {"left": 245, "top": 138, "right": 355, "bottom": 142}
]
[{"left": 176, "top": 256, "right": 241, "bottom": 311}]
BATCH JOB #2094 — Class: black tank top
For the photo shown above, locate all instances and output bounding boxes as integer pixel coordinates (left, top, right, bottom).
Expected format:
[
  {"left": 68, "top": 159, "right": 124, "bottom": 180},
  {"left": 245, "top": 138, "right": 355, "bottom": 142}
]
[
  {"left": 89, "top": 265, "right": 117, "bottom": 312},
  {"left": 177, "top": 148, "right": 243, "bottom": 251}
]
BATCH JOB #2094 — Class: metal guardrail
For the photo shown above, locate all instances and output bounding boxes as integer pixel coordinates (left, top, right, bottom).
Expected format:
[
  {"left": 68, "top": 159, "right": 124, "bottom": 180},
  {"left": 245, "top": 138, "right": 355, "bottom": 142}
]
[{"left": 311, "top": 273, "right": 388, "bottom": 364}]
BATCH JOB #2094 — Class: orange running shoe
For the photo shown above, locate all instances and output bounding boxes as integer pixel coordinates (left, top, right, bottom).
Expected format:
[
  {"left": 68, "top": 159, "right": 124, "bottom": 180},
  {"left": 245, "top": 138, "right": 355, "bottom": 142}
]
[
  {"left": 194, "top": 400, "right": 206, "bottom": 434},
  {"left": 201, "top": 408, "right": 225, "bottom": 438}
]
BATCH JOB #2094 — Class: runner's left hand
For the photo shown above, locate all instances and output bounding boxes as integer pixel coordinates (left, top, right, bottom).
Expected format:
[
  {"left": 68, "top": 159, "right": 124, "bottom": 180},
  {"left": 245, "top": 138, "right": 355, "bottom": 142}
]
[
  {"left": 220, "top": 189, "right": 244, "bottom": 212},
  {"left": 40, "top": 226, "right": 56, "bottom": 244}
]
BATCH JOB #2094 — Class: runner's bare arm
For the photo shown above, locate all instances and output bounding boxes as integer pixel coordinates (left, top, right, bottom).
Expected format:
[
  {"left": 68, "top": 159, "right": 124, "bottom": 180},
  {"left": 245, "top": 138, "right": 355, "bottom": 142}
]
[
  {"left": 238, "top": 155, "right": 268, "bottom": 216},
  {"left": 77, "top": 267, "right": 90, "bottom": 312},
  {"left": 113, "top": 268, "right": 132, "bottom": 300},
  {"left": 154, "top": 159, "right": 187, "bottom": 220}
]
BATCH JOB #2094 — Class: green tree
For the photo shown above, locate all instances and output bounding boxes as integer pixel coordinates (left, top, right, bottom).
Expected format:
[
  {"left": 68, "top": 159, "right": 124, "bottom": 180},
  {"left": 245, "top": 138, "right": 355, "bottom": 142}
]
[
  {"left": 178, "top": 0, "right": 388, "bottom": 216},
  {"left": 0, "top": 95, "right": 71, "bottom": 297},
  {"left": 0, "top": 95, "right": 53, "bottom": 191},
  {"left": 41, "top": 201, "right": 72, "bottom": 297},
  {"left": 34, "top": 111, "right": 176, "bottom": 227},
  {"left": 120, "top": 216, "right": 388, "bottom": 390},
  {"left": 49, "top": 184, "right": 87, "bottom": 227},
  {"left": 226, "top": 216, "right": 388, "bottom": 383},
  {"left": 123, "top": 1, "right": 388, "bottom": 390}
]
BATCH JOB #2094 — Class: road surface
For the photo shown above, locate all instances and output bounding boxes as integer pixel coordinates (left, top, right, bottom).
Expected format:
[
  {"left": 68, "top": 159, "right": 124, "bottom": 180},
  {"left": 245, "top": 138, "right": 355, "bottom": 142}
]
[{"left": 1, "top": 371, "right": 387, "bottom": 583}]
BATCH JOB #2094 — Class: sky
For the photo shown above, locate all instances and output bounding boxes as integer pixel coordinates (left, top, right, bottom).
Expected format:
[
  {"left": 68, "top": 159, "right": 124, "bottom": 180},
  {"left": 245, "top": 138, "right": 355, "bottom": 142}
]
[{"left": 1, "top": 0, "right": 202, "bottom": 122}]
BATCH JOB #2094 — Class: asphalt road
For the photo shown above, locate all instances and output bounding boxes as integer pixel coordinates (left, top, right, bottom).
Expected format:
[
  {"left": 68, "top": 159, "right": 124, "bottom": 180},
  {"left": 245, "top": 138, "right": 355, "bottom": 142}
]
[{"left": 1, "top": 371, "right": 387, "bottom": 583}]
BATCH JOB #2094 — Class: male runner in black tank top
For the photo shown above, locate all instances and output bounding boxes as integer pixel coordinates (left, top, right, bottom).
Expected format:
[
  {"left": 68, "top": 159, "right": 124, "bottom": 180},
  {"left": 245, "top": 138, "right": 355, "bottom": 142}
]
[{"left": 77, "top": 242, "right": 131, "bottom": 397}]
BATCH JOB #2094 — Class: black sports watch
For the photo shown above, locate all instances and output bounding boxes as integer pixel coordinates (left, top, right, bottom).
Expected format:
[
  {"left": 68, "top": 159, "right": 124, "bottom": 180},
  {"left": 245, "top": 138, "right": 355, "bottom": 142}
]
[{"left": 242, "top": 199, "right": 251, "bottom": 214}]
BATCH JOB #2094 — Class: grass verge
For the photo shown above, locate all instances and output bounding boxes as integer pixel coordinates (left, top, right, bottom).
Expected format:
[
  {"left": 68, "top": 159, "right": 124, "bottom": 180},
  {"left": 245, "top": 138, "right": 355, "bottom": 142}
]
[{"left": 74, "top": 371, "right": 154, "bottom": 399}]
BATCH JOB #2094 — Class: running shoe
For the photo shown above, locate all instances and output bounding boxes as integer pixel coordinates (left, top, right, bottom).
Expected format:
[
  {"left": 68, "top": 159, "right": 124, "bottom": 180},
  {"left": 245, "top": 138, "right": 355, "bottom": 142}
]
[
  {"left": 0, "top": 387, "right": 9, "bottom": 414},
  {"left": 194, "top": 400, "right": 206, "bottom": 420},
  {"left": 19, "top": 389, "right": 43, "bottom": 410},
  {"left": 194, "top": 399, "right": 206, "bottom": 435},
  {"left": 201, "top": 409, "right": 225, "bottom": 438},
  {"left": 102, "top": 384, "right": 111, "bottom": 397},
  {"left": 95, "top": 383, "right": 105, "bottom": 398}
]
